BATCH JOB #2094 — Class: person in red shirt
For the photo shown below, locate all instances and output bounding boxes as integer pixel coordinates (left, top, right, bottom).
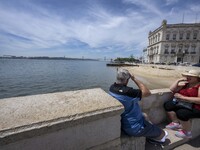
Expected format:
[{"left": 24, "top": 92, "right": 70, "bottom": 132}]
[{"left": 164, "top": 70, "right": 200, "bottom": 138}]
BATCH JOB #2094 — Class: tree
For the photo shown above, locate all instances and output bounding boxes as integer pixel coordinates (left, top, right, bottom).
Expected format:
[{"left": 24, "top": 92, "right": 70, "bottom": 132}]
[{"left": 114, "top": 55, "right": 136, "bottom": 62}]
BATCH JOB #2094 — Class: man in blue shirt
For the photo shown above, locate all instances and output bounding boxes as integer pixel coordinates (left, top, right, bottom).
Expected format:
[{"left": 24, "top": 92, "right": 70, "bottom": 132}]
[{"left": 109, "top": 68, "right": 168, "bottom": 143}]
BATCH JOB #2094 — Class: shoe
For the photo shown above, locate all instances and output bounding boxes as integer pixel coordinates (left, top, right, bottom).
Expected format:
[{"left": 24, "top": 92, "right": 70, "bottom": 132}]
[
  {"left": 175, "top": 130, "right": 192, "bottom": 139},
  {"left": 166, "top": 122, "right": 181, "bottom": 130},
  {"left": 147, "top": 130, "right": 168, "bottom": 144}
]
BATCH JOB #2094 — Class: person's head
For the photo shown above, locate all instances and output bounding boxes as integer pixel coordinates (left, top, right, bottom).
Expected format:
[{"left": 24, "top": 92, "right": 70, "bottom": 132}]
[
  {"left": 182, "top": 70, "right": 200, "bottom": 83},
  {"left": 116, "top": 68, "right": 131, "bottom": 85}
]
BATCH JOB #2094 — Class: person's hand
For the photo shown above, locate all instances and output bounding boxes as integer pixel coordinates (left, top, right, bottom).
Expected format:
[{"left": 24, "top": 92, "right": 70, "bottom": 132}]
[
  {"left": 130, "top": 73, "right": 135, "bottom": 80},
  {"left": 177, "top": 77, "right": 187, "bottom": 83},
  {"left": 174, "top": 93, "right": 184, "bottom": 99},
  {"left": 177, "top": 77, "right": 188, "bottom": 87}
]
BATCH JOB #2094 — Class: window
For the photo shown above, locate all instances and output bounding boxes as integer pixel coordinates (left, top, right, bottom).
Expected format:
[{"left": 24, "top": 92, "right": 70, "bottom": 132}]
[
  {"left": 193, "top": 32, "right": 198, "bottom": 39},
  {"left": 166, "top": 34, "right": 170, "bottom": 40},
  {"left": 164, "top": 45, "right": 169, "bottom": 54},
  {"left": 186, "top": 32, "right": 190, "bottom": 40},
  {"left": 178, "top": 44, "right": 183, "bottom": 53},
  {"left": 153, "top": 47, "right": 156, "bottom": 54},
  {"left": 158, "top": 33, "right": 160, "bottom": 41},
  {"left": 171, "top": 46, "right": 176, "bottom": 54},
  {"left": 184, "top": 45, "right": 189, "bottom": 54},
  {"left": 157, "top": 46, "right": 159, "bottom": 54},
  {"left": 179, "top": 33, "right": 183, "bottom": 40},
  {"left": 173, "top": 34, "right": 176, "bottom": 40},
  {"left": 191, "top": 45, "right": 196, "bottom": 54}
]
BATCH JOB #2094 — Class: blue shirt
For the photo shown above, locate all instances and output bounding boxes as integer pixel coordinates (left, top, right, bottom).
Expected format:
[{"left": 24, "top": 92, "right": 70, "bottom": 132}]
[{"left": 109, "top": 83, "right": 144, "bottom": 135}]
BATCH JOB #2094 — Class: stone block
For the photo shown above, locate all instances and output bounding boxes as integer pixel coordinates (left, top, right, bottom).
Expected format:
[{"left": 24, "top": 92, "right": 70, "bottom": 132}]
[
  {"left": 191, "top": 119, "right": 200, "bottom": 139},
  {"left": 0, "top": 88, "right": 124, "bottom": 150},
  {"left": 120, "top": 132, "right": 146, "bottom": 150}
]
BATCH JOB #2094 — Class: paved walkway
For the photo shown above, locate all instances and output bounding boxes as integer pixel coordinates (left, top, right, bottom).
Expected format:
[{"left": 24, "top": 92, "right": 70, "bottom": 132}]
[{"left": 174, "top": 135, "right": 200, "bottom": 150}]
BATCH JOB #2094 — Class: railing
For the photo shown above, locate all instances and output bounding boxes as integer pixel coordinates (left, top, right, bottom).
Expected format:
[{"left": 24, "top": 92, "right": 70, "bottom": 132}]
[{"left": 190, "top": 52, "right": 196, "bottom": 54}]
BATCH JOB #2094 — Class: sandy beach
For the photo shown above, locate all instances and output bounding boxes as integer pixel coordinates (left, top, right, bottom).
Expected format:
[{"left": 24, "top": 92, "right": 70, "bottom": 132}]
[{"left": 124, "top": 65, "right": 185, "bottom": 90}]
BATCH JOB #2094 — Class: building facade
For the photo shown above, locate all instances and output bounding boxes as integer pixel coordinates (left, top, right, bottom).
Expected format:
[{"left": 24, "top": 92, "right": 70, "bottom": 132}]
[
  {"left": 147, "top": 20, "right": 200, "bottom": 64},
  {"left": 142, "top": 48, "right": 148, "bottom": 63}
]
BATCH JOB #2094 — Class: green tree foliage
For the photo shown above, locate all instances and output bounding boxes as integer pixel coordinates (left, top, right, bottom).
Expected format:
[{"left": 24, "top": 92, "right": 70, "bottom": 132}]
[{"left": 114, "top": 55, "right": 136, "bottom": 62}]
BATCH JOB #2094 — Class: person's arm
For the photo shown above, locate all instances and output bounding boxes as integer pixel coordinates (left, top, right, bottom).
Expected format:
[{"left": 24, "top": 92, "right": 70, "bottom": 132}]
[
  {"left": 174, "top": 87, "right": 200, "bottom": 104},
  {"left": 170, "top": 77, "right": 187, "bottom": 93},
  {"left": 130, "top": 74, "right": 151, "bottom": 98}
]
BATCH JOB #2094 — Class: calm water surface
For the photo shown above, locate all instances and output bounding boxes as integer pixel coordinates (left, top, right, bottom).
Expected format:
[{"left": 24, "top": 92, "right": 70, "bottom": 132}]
[{"left": 0, "top": 59, "right": 137, "bottom": 99}]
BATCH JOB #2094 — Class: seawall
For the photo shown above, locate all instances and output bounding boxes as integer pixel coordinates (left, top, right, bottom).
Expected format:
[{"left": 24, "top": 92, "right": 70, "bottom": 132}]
[{"left": 0, "top": 88, "right": 200, "bottom": 150}]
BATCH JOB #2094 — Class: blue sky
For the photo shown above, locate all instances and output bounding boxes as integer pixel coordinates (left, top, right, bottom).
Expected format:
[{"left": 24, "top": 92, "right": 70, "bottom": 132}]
[{"left": 0, "top": 0, "right": 200, "bottom": 59}]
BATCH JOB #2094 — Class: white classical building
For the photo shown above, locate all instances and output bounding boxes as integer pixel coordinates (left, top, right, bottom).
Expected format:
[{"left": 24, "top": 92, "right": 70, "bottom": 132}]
[
  {"left": 142, "top": 48, "right": 148, "bottom": 63},
  {"left": 147, "top": 20, "right": 200, "bottom": 64}
]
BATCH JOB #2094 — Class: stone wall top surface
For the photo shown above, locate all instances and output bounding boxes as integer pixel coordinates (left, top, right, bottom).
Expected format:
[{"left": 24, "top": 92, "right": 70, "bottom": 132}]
[{"left": 0, "top": 88, "right": 123, "bottom": 134}]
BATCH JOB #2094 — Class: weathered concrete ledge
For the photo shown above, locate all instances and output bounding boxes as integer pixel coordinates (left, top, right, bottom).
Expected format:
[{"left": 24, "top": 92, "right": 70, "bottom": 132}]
[
  {"left": 141, "top": 88, "right": 173, "bottom": 124},
  {"left": 0, "top": 88, "right": 124, "bottom": 150},
  {"left": 1, "top": 88, "right": 200, "bottom": 150}
]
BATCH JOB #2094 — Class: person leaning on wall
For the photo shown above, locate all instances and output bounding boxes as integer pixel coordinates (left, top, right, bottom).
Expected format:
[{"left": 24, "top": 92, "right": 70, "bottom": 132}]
[
  {"left": 109, "top": 68, "right": 168, "bottom": 144},
  {"left": 164, "top": 70, "right": 200, "bottom": 138}
]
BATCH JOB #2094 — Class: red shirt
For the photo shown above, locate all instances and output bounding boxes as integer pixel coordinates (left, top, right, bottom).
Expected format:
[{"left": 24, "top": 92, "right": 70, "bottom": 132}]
[{"left": 178, "top": 83, "right": 200, "bottom": 110}]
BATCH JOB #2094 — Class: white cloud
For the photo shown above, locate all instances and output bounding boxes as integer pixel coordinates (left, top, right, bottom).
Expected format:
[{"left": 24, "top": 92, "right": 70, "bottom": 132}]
[
  {"left": 123, "top": 0, "right": 163, "bottom": 16},
  {"left": 0, "top": 0, "right": 198, "bottom": 58},
  {"left": 0, "top": 1, "right": 158, "bottom": 58},
  {"left": 165, "top": 0, "right": 179, "bottom": 6},
  {"left": 189, "top": 4, "right": 200, "bottom": 12}
]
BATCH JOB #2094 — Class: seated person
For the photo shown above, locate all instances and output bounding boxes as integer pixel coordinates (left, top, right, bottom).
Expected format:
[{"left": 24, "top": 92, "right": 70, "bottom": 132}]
[
  {"left": 109, "top": 68, "right": 168, "bottom": 143},
  {"left": 164, "top": 70, "right": 200, "bottom": 138}
]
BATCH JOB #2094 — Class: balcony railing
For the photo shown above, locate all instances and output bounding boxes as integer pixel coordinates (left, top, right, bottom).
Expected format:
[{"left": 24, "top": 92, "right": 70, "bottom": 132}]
[{"left": 190, "top": 52, "right": 196, "bottom": 54}]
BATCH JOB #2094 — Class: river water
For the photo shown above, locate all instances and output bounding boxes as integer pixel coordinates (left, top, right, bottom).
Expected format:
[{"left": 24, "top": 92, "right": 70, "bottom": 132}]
[{"left": 0, "top": 59, "right": 138, "bottom": 99}]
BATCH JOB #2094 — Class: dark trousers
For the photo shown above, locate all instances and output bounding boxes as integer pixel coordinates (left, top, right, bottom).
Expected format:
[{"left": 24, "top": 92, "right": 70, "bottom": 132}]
[{"left": 164, "top": 100, "right": 200, "bottom": 121}]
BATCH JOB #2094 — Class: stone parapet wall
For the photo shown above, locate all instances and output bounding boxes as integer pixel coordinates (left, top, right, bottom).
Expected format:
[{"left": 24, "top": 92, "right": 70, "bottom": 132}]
[
  {"left": 0, "top": 88, "right": 123, "bottom": 150},
  {"left": 141, "top": 88, "right": 173, "bottom": 124},
  {"left": 0, "top": 88, "right": 200, "bottom": 150}
]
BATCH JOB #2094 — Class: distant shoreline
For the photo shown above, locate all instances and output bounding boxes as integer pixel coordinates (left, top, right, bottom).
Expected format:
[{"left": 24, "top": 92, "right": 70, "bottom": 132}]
[{"left": 0, "top": 57, "right": 99, "bottom": 61}]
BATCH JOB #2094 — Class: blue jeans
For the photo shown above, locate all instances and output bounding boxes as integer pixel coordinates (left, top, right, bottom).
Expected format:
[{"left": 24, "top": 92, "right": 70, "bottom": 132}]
[{"left": 123, "top": 119, "right": 162, "bottom": 138}]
